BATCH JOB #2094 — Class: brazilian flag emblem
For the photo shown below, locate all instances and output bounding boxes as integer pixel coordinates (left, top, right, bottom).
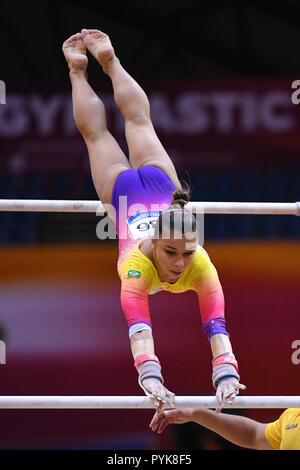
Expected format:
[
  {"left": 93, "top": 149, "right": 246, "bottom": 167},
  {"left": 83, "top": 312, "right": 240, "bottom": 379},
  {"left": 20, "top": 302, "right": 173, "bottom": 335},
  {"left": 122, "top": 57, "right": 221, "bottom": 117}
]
[{"left": 127, "top": 269, "right": 141, "bottom": 279}]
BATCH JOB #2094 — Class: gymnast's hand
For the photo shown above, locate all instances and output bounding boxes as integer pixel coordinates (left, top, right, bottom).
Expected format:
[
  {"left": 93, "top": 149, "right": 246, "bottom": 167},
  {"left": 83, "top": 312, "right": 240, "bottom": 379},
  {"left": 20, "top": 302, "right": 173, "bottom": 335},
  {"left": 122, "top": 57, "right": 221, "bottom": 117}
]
[
  {"left": 216, "top": 377, "right": 246, "bottom": 412},
  {"left": 142, "top": 378, "right": 175, "bottom": 408}
]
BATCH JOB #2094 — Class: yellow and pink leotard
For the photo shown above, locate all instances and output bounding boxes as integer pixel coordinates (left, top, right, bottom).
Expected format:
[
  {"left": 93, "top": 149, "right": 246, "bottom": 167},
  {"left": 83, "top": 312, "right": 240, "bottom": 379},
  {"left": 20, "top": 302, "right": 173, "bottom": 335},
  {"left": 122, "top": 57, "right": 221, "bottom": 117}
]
[{"left": 112, "top": 165, "right": 228, "bottom": 341}]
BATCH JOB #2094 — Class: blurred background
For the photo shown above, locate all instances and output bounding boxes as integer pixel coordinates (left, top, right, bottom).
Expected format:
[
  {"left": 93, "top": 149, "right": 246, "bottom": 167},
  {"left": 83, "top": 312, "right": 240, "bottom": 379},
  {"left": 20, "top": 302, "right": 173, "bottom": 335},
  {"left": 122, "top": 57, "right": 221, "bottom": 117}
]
[{"left": 0, "top": 0, "right": 299, "bottom": 450}]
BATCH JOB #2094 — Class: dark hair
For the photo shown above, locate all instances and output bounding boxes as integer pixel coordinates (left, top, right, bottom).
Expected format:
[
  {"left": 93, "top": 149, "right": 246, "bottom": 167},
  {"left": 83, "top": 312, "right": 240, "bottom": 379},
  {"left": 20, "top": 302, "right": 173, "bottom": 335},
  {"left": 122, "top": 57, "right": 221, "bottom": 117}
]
[
  {"left": 154, "top": 183, "right": 198, "bottom": 240},
  {"left": 169, "top": 188, "right": 190, "bottom": 209}
]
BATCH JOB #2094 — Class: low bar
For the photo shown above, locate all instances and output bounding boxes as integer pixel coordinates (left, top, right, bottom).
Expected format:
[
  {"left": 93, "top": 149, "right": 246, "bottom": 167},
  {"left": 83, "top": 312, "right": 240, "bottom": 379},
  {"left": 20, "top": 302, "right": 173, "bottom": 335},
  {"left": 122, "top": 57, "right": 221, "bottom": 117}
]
[{"left": 0, "top": 396, "right": 298, "bottom": 409}]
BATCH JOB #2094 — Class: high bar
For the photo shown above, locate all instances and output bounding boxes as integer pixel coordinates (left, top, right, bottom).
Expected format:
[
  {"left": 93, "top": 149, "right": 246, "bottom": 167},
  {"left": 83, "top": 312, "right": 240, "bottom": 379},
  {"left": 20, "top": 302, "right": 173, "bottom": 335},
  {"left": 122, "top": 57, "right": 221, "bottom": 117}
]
[
  {"left": 0, "top": 396, "right": 298, "bottom": 409},
  {"left": 0, "top": 199, "right": 299, "bottom": 215}
]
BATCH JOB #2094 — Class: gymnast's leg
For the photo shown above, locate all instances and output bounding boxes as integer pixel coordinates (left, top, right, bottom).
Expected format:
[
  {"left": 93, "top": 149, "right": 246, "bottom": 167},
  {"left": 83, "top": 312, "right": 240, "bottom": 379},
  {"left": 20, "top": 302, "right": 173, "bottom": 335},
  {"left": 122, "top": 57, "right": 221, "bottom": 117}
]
[
  {"left": 62, "top": 32, "right": 131, "bottom": 216},
  {"left": 81, "top": 28, "right": 182, "bottom": 191}
]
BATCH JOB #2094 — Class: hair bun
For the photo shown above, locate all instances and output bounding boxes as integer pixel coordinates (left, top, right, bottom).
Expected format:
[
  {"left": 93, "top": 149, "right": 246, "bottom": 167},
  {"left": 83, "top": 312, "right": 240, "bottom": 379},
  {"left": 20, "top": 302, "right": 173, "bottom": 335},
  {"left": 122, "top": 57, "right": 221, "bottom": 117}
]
[{"left": 170, "top": 189, "right": 190, "bottom": 209}]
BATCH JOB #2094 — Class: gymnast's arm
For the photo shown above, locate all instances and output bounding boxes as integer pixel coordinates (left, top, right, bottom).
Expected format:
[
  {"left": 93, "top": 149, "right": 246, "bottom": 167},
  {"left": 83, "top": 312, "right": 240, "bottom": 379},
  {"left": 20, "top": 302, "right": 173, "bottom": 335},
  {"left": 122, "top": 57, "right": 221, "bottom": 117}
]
[
  {"left": 120, "top": 276, "right": 154, "bottom": 355},
  {"left": 195, "top": 269, "right": 232, "bottom": 357},
  {"left": 120, "top": 276, "right": 175, "bottom": 407},
  {"left": 194, "top": 259, "right": 245, "bottom": 407}
]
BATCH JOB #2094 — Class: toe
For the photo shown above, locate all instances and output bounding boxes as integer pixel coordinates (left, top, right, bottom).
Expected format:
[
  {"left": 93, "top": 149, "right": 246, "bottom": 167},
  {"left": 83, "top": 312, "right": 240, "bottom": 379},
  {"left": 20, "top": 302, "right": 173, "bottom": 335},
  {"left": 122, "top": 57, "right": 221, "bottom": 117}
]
[{"left": 63, "top": 39, "right": 72, "bottom": 49}]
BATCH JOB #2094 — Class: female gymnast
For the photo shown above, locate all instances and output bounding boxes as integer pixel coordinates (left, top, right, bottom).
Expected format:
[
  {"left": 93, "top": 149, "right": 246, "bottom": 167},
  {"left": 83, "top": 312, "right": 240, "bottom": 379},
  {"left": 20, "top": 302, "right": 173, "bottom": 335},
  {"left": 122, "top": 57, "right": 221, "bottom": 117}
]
[{"left": 62, "top": 28, "right": 245, "bottom": 409}]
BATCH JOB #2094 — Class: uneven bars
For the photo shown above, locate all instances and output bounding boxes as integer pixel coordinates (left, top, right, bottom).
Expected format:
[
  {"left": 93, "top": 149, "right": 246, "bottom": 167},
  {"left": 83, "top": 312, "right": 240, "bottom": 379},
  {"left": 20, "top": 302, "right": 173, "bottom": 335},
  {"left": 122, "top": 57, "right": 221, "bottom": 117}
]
[
  {"left": 0, "top": 199, "right": 299, "bottom": 215},
  {"left": 0, "top": 396, "right": 298, "bottom": 409}
]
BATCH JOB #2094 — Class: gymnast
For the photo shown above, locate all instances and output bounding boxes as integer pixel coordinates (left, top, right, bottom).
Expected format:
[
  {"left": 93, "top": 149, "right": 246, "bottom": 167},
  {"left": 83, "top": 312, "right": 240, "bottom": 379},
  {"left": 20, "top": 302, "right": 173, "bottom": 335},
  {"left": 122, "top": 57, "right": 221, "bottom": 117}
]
[{"left": 62, "top": 28, "right": 245, "bottom": 409}]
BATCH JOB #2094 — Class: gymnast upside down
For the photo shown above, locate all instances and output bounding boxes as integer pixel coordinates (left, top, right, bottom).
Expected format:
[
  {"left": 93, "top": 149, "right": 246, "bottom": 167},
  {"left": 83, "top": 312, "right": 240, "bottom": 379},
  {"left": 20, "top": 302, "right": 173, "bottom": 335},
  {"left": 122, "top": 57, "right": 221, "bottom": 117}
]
[{"left": 62, "top": 28, "right": 245, "bottom": 409}]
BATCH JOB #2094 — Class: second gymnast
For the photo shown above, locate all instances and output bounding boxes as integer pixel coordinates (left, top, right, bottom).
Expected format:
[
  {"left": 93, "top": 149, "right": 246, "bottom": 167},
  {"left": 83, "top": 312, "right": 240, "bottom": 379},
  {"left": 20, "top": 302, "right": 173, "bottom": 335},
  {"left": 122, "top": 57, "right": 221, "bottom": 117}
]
[{"left": 62, "top": 28, "right": 245, "bottom": 409}]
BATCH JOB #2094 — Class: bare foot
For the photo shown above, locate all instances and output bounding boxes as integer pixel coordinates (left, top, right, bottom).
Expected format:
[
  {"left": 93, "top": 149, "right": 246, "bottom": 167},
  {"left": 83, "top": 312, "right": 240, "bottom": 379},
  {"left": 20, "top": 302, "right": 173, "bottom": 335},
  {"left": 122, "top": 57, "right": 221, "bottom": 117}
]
[
  {"left": 62, "top": 33, "right": 88, "bottom": 73},
  {"left": 81, "top": 29, "right": 116, "bottom": 73}
]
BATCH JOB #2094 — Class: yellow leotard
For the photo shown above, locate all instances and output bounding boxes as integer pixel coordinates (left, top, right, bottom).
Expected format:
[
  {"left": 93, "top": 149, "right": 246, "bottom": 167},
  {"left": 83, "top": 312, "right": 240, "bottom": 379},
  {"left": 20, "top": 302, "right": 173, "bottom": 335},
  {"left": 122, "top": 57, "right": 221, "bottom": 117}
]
[{"left": 118, "top": 238, "right": 226, "bottom": 339}]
